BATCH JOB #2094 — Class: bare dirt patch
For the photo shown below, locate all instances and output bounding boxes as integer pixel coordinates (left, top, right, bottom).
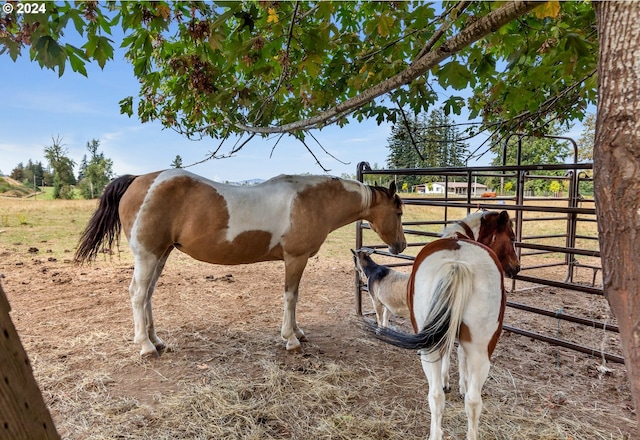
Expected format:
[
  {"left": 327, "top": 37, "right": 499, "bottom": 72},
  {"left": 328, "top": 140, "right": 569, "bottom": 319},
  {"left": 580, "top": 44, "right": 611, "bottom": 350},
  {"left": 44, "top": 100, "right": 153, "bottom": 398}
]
[{"left": 1, "top": 248, "right": 636, "bottom": 439}]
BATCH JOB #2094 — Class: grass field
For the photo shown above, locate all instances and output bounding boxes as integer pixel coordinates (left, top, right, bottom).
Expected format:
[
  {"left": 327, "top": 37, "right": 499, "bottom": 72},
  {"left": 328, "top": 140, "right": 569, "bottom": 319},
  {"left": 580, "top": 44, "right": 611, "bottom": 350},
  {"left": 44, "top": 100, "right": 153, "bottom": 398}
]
[
  {"left": 1, "top": 198, "right": 97, "bottom": 259},
  {"left": 0, "top": 194, "right": 599, "bottom": 263}
]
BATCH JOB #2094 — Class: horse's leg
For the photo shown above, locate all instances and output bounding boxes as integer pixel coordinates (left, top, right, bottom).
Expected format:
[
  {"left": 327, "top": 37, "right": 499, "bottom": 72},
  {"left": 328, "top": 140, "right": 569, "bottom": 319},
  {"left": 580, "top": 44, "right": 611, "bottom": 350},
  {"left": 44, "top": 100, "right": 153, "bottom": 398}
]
[
  {"left": 281, "top": 253, "right": 309, "bottom": 351},
  {"left": 441, "top": 351, "right": 451, "bottom": 393},
  {"left": 420, "top": 350, "right": 445, "bottom": 440},
  {"left": 129, "top": 252, "right": 162, "bottom": 358},
  {"left": 460, "top": 343, "right": 491, "bottom": 440},
  {"left": 144, "top": 248, "right": 173, "bottom": 352},
  {"left": 381, "top": 306, "right": 391, "bottom": 328},
  {"left": 373, "top": 298, "right": 387, "bottom": 327},
  {"left": 458, "top": 343, "right": 468, "bottom": 396}
]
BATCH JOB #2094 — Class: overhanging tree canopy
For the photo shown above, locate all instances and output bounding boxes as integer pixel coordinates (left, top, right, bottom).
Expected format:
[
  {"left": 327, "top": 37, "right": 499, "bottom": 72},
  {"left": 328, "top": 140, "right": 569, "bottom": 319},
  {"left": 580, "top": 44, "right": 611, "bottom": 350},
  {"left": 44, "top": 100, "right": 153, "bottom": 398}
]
[{"left": 0, "top": 1, "right": 596, "bottom": 155}]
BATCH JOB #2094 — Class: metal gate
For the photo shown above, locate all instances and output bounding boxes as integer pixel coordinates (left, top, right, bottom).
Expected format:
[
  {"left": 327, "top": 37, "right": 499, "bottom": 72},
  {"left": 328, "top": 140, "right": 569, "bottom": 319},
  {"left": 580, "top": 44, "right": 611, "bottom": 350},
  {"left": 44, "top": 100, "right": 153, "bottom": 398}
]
[{"left": 354, "top": 137, "right": 623, "bottom": 363}]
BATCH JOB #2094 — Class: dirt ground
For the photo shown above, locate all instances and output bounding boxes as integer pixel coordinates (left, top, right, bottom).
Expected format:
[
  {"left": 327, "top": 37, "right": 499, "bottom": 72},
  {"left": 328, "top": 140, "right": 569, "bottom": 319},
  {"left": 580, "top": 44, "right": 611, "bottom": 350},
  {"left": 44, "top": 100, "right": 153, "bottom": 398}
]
[{"left": 1, "top": 247, "right": 636, "bottom": 439}]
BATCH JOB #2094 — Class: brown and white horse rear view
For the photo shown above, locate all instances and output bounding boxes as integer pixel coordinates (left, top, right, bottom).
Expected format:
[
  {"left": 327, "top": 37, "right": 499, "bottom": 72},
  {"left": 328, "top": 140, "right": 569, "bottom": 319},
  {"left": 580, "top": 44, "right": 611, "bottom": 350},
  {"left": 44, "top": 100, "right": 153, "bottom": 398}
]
[
  {"left": 366, "top": 210, "right": 519, "bottom": 440},
  {"left": 75, "top": 169, "right": 406, "bottom": 357}
]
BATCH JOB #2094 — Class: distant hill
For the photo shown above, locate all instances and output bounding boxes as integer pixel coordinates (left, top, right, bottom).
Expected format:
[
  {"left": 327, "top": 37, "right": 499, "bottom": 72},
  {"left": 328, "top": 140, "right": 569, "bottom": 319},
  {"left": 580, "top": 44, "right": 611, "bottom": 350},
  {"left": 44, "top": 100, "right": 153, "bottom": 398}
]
[{"left": 0, "top": 176, "right": 35, "bottom": 198}]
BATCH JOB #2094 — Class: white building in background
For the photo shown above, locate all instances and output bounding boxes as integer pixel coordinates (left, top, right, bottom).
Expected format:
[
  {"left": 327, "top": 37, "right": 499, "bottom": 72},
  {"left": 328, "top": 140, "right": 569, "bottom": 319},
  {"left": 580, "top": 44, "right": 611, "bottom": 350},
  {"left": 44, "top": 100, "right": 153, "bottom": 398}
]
[{"left": 413, "top": 181, "right": 489, "bottom": 196}]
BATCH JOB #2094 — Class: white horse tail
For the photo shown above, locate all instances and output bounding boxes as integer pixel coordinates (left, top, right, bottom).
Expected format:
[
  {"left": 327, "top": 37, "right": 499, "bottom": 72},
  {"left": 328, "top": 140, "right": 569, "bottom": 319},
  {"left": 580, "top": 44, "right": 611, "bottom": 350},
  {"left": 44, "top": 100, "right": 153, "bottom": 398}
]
[{"left": 365, "top": 260, "right": 473, "bottom": 356}]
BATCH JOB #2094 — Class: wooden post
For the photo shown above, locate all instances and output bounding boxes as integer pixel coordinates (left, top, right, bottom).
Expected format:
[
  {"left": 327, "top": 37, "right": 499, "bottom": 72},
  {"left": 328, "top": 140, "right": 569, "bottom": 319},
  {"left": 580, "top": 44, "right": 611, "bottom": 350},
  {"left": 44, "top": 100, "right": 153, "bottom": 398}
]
[{"left": 0, "top": 281, "right": 60, "bottom": 439}]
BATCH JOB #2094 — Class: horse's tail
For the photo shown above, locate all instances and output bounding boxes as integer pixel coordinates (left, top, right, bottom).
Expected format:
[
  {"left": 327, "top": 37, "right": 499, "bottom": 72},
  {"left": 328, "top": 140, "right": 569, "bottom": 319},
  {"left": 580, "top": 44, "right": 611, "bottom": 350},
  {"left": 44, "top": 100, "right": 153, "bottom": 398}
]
[
  {"left": 74, "top": 174, "right": 138, "bottom": 265},
  {"left": 364, "top": 260, "right": 473, "bottom": 356}
]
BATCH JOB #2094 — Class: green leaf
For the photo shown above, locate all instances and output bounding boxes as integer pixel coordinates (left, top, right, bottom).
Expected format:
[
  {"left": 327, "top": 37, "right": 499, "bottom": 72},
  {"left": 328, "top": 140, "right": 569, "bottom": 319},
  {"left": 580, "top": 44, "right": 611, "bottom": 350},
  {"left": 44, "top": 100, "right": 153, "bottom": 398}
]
[
  {"left": 436, "top": 61, "right": 471, "bottom": 90},
  {"left": 33, "top": 36, "right": 66, "bottom": 74},
  {"left": 534, "top": 1, "right": 561, "bottom": 19},
  {"left": 67, "top": 9, "right": 87, "bottom": 36},
  {"left": 208, "top": 32, "right": 226, "bottom": 51},
  {"left": 443, "top": 96, "right": 464, "bottom": 116},
  {"left": 119, "top": 96, "right": 134, "bottom": 117},
  {"left": 376, "top": 13, "right": 395, "bottom": 38},
  {"left": 565, "top": 33, "right": 590, "bottom": 57},
  {"left": 66, "top": 44, "right": 88, "bottom": 76},
  {"left": 83, "top": 35, "right": 114, "bottom": 69}
]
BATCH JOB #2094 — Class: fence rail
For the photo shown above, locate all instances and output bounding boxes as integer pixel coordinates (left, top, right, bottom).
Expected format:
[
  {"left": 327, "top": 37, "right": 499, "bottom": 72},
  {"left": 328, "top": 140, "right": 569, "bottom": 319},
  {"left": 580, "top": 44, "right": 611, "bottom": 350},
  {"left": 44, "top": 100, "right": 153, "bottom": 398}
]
[{"left": 354, "top": 153, "right": 623, "bottom": 363}]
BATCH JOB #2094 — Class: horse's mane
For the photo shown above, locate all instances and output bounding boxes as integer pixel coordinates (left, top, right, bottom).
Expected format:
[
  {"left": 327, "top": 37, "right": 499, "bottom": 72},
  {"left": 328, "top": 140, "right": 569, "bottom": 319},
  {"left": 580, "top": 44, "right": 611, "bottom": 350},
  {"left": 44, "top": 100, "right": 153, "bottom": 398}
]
[
  {"left": 367, "top": 185, "right": 403, "bottom": 210},
  {"left": 441, "top": 210, "right": 485, "bottom": 238}
]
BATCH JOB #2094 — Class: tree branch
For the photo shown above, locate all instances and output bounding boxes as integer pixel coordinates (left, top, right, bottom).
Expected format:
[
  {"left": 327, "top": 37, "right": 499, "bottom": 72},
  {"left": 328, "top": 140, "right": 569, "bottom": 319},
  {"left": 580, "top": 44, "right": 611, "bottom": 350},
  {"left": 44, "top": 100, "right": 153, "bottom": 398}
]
[
  {"left": 232, "top": 1, "right": 540, "bottom": 135},
  {"left": 413, "top": 0, "right": 471, "bottom": 62},
  {"left": 253, "top": 1, "right": 299, "bottom": 124}
]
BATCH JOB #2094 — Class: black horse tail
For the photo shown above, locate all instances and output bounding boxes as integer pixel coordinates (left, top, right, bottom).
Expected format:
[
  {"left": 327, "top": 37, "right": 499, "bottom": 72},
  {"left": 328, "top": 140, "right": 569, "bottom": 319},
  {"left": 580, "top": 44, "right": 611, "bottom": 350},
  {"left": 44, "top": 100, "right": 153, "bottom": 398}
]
[
  {"left": 362, "top": 309, "right": 451, "bottom": 353},
  {"left": 74, "top": 174, "right": 137, "bottom": 264},
  {"left": 362, "top": 261, "right": 473, "bottom": 356}
]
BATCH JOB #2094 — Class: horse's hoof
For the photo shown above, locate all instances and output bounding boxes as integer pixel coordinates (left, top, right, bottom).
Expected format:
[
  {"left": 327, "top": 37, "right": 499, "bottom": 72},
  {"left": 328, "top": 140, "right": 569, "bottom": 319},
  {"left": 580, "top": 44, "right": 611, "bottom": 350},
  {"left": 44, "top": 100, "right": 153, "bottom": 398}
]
[
  {"left": 285, "top": 339, "right": 302, "bottom": 352},
  {"left": 140, "top": 348, "right": 160, "bottom": 359},
  {"left": 298, "top": 334, "right": 309, "bottom": 342},
  {"left": 154, "top": 342, "right": 167, "bottom": 353}
]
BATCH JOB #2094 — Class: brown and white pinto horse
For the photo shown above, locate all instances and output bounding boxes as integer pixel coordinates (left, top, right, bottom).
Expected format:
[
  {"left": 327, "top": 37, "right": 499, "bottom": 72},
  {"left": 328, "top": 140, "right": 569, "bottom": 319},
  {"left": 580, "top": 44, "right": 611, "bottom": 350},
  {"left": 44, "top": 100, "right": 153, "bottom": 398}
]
[
  {"left": 75, "top": 169, "right": 406, "bottom": 357},
  {"left": 366, "top": 210, "right": 519, "bottom": 440}
]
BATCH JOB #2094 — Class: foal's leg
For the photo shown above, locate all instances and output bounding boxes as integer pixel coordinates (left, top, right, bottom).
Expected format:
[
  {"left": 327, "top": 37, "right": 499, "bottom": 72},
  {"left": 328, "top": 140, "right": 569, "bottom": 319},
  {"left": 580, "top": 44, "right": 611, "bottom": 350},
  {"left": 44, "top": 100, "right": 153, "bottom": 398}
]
[
  {"left": 371, "top": 297, "right": 386, "bottom": 327},
  {"left": 144, "top": 248, "right": 172, "bottom": 352},
  {"left": 420, "top": 350, "right": 445, "bottom": 440},
  {"left": 460, "top": 343, "right": 491, "bottom": 440},
  {"left": 381, "top": 306, "right": 391, "bottom": 328},
  {"left": 281, "top": 253, "right": 309, "bottom": 351},
  {"left": 129, "top": 252, "right": 162, "bottom": 357}
]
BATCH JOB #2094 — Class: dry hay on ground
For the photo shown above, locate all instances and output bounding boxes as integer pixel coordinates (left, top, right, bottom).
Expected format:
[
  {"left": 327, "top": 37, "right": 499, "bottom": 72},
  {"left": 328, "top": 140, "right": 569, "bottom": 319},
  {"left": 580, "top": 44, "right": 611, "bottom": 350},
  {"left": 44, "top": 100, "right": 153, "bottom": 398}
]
[{"left": 0, "top": 250, "right": 636, "bottom": 439}]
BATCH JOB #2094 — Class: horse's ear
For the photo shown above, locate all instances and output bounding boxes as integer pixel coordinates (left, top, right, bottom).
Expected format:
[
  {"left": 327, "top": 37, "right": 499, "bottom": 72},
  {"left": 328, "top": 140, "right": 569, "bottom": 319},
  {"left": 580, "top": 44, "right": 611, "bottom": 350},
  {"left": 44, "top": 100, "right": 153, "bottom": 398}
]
[
  {"left": 388, "top": 181, "right": 397, "bottom": 196},
  {"left": 498, "top": 210, "right": 510, "bottom": 225},
  {"left": 350, "top": 249, "right": 357, "bottom": 256}
]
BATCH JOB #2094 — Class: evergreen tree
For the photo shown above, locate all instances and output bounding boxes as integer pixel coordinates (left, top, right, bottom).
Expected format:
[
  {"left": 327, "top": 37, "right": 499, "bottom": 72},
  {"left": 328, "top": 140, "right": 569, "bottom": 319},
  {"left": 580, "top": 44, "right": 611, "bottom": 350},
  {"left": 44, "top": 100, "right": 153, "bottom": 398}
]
[
  {"left": 386, "top": 109, "right": 469, "bottom": 190},
  {"left": 10, "top": 162, "right": 25, "bottom": 181},
  {"left": 385, "top": 116, "right": 424, "bottom": 189},
  {"left": 77, "top": 155, "right": 88, "bottom": 181},
  {"left": 170, "top": 155, "right": 183, "bottom": 168},
  {"left": 78, "top": 139, "right": 114, "bottom": 199}
]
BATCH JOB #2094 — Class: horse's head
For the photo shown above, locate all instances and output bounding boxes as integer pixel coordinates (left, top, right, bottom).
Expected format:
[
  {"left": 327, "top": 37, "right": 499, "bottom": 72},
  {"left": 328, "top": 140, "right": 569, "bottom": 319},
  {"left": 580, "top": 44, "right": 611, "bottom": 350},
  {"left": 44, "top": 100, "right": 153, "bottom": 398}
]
[
  {"left": 366, "top": 182, "right": 406, "bottom": 255},
  {"left": 351, "top": 249, "right": 373, "bottom": 280},
  {"left": 477, "top": 210, "right": 520, "bottom": 278}
]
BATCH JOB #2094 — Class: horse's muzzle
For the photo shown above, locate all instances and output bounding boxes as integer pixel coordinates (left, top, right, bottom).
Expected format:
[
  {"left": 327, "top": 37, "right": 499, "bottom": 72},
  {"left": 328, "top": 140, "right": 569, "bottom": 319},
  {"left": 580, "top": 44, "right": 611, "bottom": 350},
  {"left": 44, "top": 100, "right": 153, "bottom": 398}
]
[
  {"left": 504, "top": 264, "right": 521, "bottom": 279},
  {"left": 388, "top": 241, "right": 407, "bottom": 255}
]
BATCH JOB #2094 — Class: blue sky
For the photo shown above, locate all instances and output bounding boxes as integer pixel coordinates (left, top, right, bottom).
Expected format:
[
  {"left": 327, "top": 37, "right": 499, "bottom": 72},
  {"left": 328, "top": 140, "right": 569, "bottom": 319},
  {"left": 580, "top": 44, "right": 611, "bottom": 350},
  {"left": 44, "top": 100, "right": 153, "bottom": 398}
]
[
  {"left": 1, "top": 46, "right": 399, "bottom": 182},
  {"left": 0, "top": 13, "right": 586, "bottom": 183}
]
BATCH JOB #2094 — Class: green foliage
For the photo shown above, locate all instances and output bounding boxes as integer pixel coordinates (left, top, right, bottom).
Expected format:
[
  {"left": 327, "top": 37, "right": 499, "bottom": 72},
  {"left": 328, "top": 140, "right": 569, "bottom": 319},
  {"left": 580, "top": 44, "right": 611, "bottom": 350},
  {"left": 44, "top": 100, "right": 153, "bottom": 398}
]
[
  {"left": 10, "top": 160, "right": 52, "bottom": 186},
  {"left": 467, "top": 1, "right": 597, "bottom": 134},
  {"left": 55, "top": 184, "right": 75, "bottom": 200},
  {"left": 1, "top": 1, "right": 598, "bottom": 149},
  {"left": 488, "top": 131, "right": 571, "bottom": 195},
  {"left": 0, "top": 176, "right": 10, "bottom": 193},
  {"left": 77, "top": 139, "right": 114, "bottom": 199},
  {"left": 44, "top": 136, "right": 77, "bottom": 199},
  {"left": 549, "top": 180, "right": 562, "bottom": 196}
]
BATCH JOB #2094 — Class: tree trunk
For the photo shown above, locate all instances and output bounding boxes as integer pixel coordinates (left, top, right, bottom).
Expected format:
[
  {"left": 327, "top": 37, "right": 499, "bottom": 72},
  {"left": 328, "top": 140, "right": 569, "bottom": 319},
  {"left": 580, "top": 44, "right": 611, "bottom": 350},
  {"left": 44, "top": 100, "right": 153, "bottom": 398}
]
[
  {"left": 0, "top": 281, "right": 60, "bottom": 439},
  {"left": 593, "top": 1, "right": 640, "bottom": 429}
]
